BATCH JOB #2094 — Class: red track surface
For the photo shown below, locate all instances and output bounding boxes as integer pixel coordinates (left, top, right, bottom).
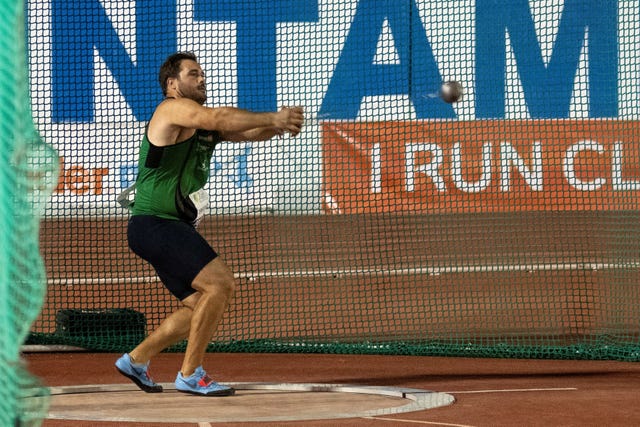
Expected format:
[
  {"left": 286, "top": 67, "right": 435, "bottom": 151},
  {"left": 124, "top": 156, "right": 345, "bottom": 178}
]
[{"left": 25, "top": 351, "right": 640, "bottom": 426}]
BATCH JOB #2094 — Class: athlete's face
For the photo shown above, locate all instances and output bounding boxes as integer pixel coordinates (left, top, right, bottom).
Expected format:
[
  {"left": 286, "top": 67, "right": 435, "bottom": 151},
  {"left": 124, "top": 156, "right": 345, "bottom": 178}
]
[{"left": 175, "top": 59, "right": 207, "bottom": 104}]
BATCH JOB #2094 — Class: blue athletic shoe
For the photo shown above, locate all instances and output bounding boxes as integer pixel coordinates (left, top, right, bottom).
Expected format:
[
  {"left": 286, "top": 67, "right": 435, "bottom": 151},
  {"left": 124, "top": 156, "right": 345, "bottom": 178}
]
[
  {"left": 115, "top": 353, "right": 163, "bottom": 393},
  {"left": 175, "top": 366, "right": 235, "bottom": 396}
]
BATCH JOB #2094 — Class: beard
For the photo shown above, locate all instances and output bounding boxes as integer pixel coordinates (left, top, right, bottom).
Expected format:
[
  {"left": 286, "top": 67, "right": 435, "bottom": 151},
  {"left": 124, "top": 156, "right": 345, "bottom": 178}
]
[{"left": 179, "top": 82, "right": 207, "bottom": 105}]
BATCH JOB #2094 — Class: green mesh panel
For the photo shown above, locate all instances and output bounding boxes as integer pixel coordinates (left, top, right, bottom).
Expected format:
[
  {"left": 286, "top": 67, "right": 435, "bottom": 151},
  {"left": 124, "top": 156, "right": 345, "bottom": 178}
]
[{"left": 1, "top": 0, "right": 56, "bottom": 424}]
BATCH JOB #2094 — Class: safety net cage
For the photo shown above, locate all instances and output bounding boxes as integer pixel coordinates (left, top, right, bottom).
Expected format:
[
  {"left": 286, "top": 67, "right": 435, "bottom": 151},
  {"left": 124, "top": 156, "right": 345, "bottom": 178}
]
[{"left": 25, "top": 0, "right": 640, "bottom": 361}]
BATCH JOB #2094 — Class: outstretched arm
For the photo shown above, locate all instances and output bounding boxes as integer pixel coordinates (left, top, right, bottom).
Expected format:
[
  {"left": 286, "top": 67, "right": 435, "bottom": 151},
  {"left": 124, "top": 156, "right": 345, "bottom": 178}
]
[
  {"left": 223, "top": 127, "right": 283, "bottom": 142},
  {"left": 149, "top": 99, "right": 303, "bottom": 145},
  {"left": 223, "top": 107, "right": 304, "bottom": 141}
]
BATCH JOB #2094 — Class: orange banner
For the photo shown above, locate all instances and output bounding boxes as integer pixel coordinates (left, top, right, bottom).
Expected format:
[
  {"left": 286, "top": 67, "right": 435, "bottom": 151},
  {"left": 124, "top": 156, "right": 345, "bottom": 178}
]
[{"left": 322, "top": 120, "right": 640, "bottom": 214}]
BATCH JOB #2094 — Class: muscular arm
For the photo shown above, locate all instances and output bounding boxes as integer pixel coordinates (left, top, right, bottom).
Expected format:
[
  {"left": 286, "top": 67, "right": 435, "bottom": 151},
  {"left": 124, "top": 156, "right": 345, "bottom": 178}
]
[
  {"left": 224, "top": 107, "right": 304, "bottom": 141},
  {"left": 224, "top": 126, "right": 288, "bottom": 142},
  {"left": 148, "top": 98, "right": 303, "bottom": 145}
]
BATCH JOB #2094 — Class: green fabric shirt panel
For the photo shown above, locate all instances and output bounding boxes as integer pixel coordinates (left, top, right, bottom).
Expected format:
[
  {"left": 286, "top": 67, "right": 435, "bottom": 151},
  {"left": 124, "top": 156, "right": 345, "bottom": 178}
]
[{"left": 131, "top": 129, "right": 223, "bottom": 220}]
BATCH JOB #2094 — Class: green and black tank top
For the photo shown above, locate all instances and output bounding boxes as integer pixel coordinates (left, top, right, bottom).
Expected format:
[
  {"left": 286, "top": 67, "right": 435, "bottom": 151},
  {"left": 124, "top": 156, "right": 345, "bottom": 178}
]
[{"left": 131, "top": 129, "right": 222, "bottom": 220}]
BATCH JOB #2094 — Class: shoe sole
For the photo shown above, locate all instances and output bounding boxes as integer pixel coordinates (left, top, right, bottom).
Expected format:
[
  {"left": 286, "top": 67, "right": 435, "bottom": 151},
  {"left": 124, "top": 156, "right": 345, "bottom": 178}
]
[
  {"left": 116, "top": 366, "right": 163, "bottom": 393},
  {"left": 176, "top": 386, "right": 236, "bottom": 397}
]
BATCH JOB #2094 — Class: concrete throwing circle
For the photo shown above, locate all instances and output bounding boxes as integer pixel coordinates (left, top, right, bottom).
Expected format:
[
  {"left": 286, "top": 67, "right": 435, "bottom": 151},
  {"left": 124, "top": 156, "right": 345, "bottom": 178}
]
[{"left": 46, "top": 382, "right": 455, "bottom": 423}]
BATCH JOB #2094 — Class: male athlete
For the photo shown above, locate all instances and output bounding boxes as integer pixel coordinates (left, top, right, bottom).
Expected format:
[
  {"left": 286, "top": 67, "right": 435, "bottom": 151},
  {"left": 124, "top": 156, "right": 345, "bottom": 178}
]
[{"left": 115, "top": 52, "right": 304, "bottom": 396}]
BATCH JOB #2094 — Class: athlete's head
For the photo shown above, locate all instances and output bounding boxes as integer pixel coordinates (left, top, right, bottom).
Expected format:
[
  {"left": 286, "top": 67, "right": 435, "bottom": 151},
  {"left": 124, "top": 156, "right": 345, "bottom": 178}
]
[{"left": 159, "top": 52, "right": 207, "bottom": 104}]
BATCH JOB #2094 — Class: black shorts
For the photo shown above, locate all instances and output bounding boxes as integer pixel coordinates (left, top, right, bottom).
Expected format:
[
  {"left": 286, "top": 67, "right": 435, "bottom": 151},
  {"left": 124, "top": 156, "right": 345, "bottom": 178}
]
[{"left": 127, "top": 215, "right": 218, "bottom": 300}]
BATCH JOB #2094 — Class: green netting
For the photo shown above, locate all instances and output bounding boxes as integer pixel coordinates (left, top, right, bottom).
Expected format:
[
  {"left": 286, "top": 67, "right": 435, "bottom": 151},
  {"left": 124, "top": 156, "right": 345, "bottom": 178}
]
[
  {"left": 1, "top": 0, "right": 56, "bottom": 424},
  {"left": 27, "top": 0, "right": 640, "bottom": 361}
]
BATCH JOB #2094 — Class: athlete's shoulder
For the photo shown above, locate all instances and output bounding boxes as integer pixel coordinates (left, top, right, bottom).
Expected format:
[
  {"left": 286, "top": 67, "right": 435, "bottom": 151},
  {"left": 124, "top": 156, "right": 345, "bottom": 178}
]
[
  {"left": 157, "top": 97, "right": 201, "bottom": 109},
  {"left": 152, "top": 97, "right": 207, "bottom": 123}
]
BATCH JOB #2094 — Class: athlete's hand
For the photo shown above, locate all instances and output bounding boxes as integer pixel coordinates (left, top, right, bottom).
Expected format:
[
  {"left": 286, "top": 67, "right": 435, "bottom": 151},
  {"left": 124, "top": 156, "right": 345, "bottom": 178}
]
[{"left": 274, "top": 106, "right": 304, "bottom": 137}]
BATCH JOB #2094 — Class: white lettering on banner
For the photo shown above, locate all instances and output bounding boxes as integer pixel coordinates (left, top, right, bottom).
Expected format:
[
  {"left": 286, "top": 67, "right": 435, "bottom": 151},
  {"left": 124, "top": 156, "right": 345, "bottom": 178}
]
[
  {"left": 405, "top": 143, "right": 446, "bottom": 192},
  {"left": 451, "top": 142, "right": 492, "bottom": 193},
  {"left": 500, "top": 142, "right": 543, "bottom": 192},
  {"left": 370, "top": 143, "right": 382, "bottom": 193},
  {"left": 612, "top": 142, "right": 640, "bottom": 191},
  {"left": 405, "top": 141, "right": 544, "bottom": 194},
  {"left": 399, "top": 140, "right": 639, "bottom": 195},
  {"left": 564, "top": 141, "right": 606, "bottom": 191}
]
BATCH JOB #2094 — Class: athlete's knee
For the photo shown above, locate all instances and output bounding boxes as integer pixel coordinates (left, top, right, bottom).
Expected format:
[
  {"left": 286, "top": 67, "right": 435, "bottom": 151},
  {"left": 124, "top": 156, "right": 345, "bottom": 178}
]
[
  {"left": 194, "top": 270, "right": 236, "bottom": 299},
  {"left": 210, "top": 273, "right": 236, "bottom": 298},
  {"left": 192, "top": 258, "right": 236, "bottom": 298}
]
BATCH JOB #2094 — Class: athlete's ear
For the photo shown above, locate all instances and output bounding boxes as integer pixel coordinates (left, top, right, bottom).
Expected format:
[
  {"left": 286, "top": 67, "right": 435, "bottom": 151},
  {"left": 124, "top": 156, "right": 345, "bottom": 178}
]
[{"left": 166, "top": 76, "right": 178, "bottom": 93}]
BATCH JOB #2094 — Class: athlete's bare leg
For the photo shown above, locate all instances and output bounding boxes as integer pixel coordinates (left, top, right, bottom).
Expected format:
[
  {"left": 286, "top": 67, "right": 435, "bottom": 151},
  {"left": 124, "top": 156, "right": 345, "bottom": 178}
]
[{"left": 178, "top": 257, "right": 236, "bottom": 376}]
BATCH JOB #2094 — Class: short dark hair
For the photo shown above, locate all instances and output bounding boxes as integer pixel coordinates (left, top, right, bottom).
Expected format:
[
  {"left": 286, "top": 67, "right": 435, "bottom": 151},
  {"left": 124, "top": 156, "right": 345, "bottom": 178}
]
[{"left": 158, "top": 52, "right": 198, "bottom": 96}]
